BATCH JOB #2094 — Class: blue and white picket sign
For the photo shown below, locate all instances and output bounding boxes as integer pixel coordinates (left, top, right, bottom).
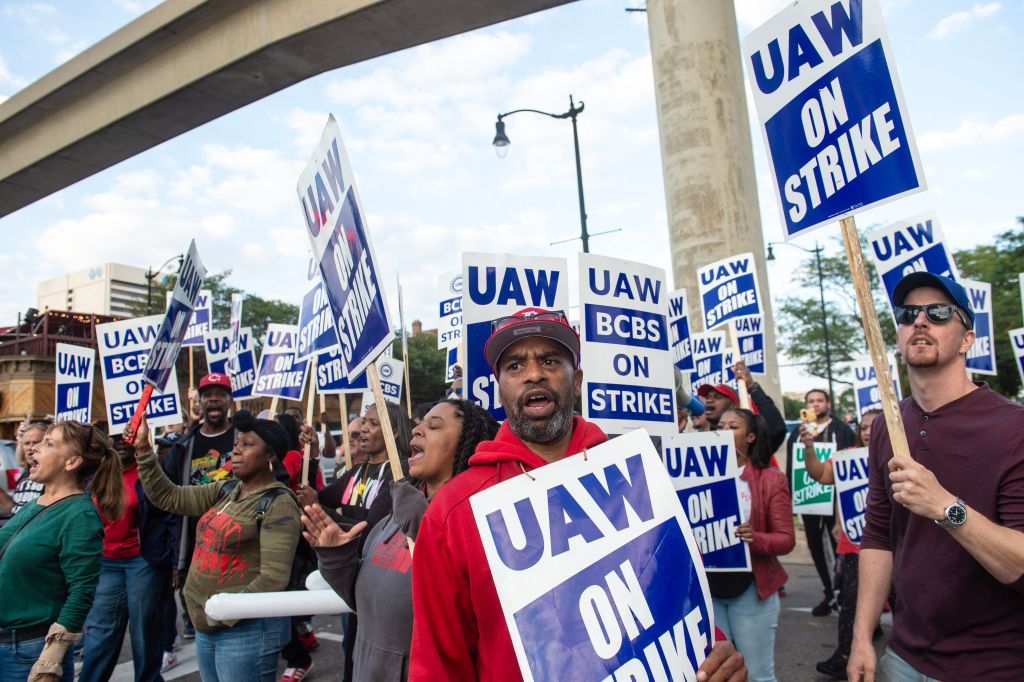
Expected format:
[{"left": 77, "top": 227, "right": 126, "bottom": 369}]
[
  {"left": 833, "top": 447, "right": 869, "bottom": 544},
  {"left": 297, "top": 277, "right": 340, "bottom": 362},
  {"left": 742, "top": 0, "right": 925, "bottom": 239},
  {"left": 792, "top": 442, "right": 835, "bottom": 516},
  {"left": 297, "top": 116, "right": 393, "bottom": 381},
  {"left": 667, "top": 288, "right": 694, "bottom": 372},
  {"left": 445, "top": 346, "right": 458, "bottom": 384},
  {"left": 96, "top": 315, "right": 182, "bottom": 435},
  {"left": 470, "top": 429, "right": 714, "bottom": 681},
  {"left": 963, "top": 279, "right": 996, "bottom": 376},
  {"left": 462, "top": 252, "right": 569, "bottom": 421},
  {"left": 867, "top": 212, "right": 960, "bottom": 306},
  {"left": 734, "top": 316, "right": 766, "bottom": 374},
  {"left": 316, "top": 347, "right": 369, "bottom": 394},
  {"left": 204, "top": 328, "right": 257, "bottom": 399},
  {"left": 1019, "top": 274, "right": 1024, "bottom": 326},
  {"left": 145, "top": 240, "right": 206, "bottom": 391},
  {"left": 580, "top": 253, "right": 676, "bottom": 436},
  {"left": 252, "top": 324, "right": 309, "bottom": 401},
  {"left": 662, "top": 431, "right": 752, "bottom": 572},
  {"left": 438, "top": 272, "right": 463, "bottom": 350},
  {"left": 697, "top": 253, "right": 763, "bottom": 331},
  {"left": 851, "top": 353, "right": 901, "bottom": 416},
  {"left": 360, "top": 356, "right": 403, "bottom": 411},
  {"left": 228, "top": 293, "right": 243, "bottom": 373},
  {"left": 166, "top": 289, "right": 212, "bottom": 347},
  {"left": 55, "top": 343, "right": 94, "bottom": 423},
  {"left": 688, "top": 331, "right": 733, "bottom": 396},
  {"left": 1010, "top": 328, "right": 1024, "bottom": 387}
]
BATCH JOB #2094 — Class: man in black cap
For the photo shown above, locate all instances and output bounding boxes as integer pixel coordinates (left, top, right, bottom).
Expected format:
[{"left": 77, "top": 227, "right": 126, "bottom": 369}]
[{"left": 849, "top": 273, "right": 1024, "bottom": 681}]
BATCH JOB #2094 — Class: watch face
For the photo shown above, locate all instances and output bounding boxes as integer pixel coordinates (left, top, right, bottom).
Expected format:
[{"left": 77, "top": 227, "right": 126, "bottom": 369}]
[{"left": 947, "top": 503, "right": 967, "bottom": 526}]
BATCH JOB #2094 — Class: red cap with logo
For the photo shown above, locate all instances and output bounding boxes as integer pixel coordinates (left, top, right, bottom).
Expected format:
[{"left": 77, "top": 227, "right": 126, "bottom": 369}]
[
  {"left": 484, "top": 308, "right": 580, "bottom": 375},
  {"left": 199, "top": 372, "right": 233, "bottom": 395}
]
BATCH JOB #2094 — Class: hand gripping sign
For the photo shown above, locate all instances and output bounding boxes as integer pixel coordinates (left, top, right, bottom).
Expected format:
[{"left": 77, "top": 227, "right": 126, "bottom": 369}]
[
  {"left": 462, "top": 252, "right": 568, "bottom": 421},
  {"left": 667, "top": 288, "right": 695, "bottom": 372},
  {"left": 55, "top": 343, "right": 95, "bottom": 423},
  {"left": 867, "top": 211, "right": 960, "bottom": 307},
  {"left": 743, "top": 0, "right": 925, "bottom": 239},
  {"left": 297, "top": 116, "right": 393, "bottom": 382},
  {"left": 253, "top": 324, "right": 310, "bottom": 401},
  {"left": 833, "top": 447, "right": 869, "bottom": 544},
  {"left": 963, "top": 279, "right": 996, "bottom": 376},
  {"left": 204, "top": 328, "right": 257, "bottom": 399},
  {"left": 792, "top": 442, "right": 835, "bottom": 516},
  {"left": 851, "top": 353, "right": 901, "bottom": 416},
  {"left": 124, "top": 241, "right": 205, "bottom": 443},
  {"left": 662, "top": 431, "right": 752, "bottom": 572},
  {"left": 97, "top": 315, "right": 183, "bottom": 436},
  {"left": 580, "top": 253, "right": 677, "bottom": 436},
  {"left": 470, "top": 430, "right": 713, "bottom": 681}
]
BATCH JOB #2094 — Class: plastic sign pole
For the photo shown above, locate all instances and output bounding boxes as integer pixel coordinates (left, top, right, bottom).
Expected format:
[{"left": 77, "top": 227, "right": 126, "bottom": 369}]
[
  {"left": 367, "top": 362, "right": 404, "bottom": 482},
  {"left": 840, "top": 216, "right": 911, "bottom": 460},
  {"left": 123, "top": 384, "right": 154, "bottom": 445}
]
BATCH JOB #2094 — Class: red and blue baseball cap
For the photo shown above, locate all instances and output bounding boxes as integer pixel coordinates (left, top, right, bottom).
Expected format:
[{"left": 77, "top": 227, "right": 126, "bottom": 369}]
[{"left": 484, "top": 308, "right": 580, "bottom": 375}]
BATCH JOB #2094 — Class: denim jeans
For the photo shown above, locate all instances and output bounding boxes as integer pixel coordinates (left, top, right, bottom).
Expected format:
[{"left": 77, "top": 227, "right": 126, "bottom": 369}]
[
  {"left": 195, "top": 617, "right": 290, "bottom": 682},
  {"left": 0, "top": 633, "right": 74, "bottom": 682},
  {"left": 713, "top": 583, "right": 780, "bottom": 682},
  {"left": 879, "top": 647, "right": 943, "bottom": 682},
  {"left": 79, "top": 555, "right": 169, "bottom": 682}
]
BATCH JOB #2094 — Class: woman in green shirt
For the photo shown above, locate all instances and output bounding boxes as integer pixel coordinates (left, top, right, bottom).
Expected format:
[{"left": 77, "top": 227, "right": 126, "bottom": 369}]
[
  {"left": 131, "top": 410, "right": 301, "bottom": 682},
  {"left": 0, "top": 421, "right": 123, "bottom": 682}
]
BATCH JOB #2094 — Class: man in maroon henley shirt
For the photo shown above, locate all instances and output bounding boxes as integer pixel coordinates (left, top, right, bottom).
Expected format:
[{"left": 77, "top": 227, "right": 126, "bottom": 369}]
[{"left": 848, "top": 272, "right": 1024, "bottom": 681}]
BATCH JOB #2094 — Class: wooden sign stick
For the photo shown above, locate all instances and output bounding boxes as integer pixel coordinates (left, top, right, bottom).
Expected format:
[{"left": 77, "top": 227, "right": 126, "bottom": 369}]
[
  {"left": 269, "top": 396, "right": 280, "bottom": 417},
  {"left": 840, "top": 216, "right": 912, "bottom": 460},
  {"left": 188, "top": 347, "right": 195, "bottom": 415},
  {"left": 301, "top": 358, "right": 317, "bottom": 487},
  {"left": 340, "top": 393, "right": 353, "bottom": 471},
  {"left": 367, "top": 362, "right": 404, "bottom": 482},
  {"left": 729, "top": 320, "right": 751, "bottom": 409}
]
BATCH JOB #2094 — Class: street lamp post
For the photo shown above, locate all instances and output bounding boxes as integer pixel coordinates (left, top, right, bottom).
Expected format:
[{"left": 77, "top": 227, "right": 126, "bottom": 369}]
[
  {"left": 492, "top": 95, "right": 593, "bottom": 252},
  {"left": 146, "top": 254, "right": 184, "bottom": 315},
  {"left": 767, "top": 241, "right": 835, "bottom": 400}
]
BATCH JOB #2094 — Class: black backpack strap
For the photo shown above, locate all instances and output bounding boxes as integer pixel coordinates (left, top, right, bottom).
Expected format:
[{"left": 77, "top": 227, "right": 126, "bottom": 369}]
[
  {"left": 217, "top": 478, "right": 241, "bottom": 501},
  {"left": 254, "top": 488, "right": 293, "bottom": 531}
]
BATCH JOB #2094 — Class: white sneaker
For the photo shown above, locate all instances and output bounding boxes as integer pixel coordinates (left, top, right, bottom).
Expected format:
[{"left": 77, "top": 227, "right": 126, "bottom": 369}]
[{"left": 161, "top": 651, "right": 178, "bottom": 673}]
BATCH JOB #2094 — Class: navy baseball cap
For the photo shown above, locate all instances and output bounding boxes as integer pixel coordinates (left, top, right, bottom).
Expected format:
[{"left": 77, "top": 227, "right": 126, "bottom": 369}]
[{"left": 892, "top": 272, "right": 974, "bottom": 328}]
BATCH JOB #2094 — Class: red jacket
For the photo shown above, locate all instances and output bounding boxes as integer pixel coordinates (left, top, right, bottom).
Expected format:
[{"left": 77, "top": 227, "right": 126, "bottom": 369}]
[
  {"left": 409, "top": 417, "right": 607, "bottom": 681},
  {"left": 740, "top": 464, "right": 795, "bottom": 599}
]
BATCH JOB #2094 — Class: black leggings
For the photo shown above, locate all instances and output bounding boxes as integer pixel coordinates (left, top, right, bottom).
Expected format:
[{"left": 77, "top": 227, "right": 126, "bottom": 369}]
[
  {"left": 803, "top": 513, "right": 837, "bottom": 600},
  {"left": 836, "top": 553, "right": 858, "bottom": 658}
]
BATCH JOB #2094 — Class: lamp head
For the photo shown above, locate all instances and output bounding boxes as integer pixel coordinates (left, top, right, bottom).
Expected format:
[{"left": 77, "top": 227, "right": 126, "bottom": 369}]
[
  {"left": 766, "top": 244, "right": 776, "bottom": 261},
  {"left": 492, "top": 119, "right": 510, "bottom": 158}
]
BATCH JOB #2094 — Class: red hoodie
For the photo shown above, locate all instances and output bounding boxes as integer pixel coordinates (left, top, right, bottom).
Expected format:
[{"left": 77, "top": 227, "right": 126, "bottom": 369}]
[{"left": 409, "top": 416, "right": 607, "bottom": 681}]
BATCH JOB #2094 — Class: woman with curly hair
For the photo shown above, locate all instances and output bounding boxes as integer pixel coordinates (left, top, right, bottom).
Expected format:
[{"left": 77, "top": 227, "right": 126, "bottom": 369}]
[
  {"left": 302, "top": 399, "right": 499, "bottom": 681},
  {"left": 0, "top": 421, "right": 123, "bottom": 681}
]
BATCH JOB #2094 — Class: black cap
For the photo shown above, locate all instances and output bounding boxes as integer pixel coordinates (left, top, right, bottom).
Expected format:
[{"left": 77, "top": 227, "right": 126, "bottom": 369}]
[{"left": 892, "top": 272, "right": 974, "bottom": 328}]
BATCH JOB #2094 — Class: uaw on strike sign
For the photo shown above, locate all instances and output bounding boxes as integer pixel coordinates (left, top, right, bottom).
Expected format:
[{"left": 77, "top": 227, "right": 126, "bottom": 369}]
[
  {"left": 471, "top": 430, "right": 713, "bottom": 681},
  {"left": 743, "top": 0, "right": 925, "bottom": 238}
]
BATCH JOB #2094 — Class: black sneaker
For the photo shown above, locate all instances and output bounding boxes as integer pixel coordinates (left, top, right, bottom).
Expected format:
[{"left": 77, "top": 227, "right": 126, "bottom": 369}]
[
  {"left": 812, "top": 596, "right": 837, "bottom": 616},
  {"left": 815, "top": 654, "right": 848, "bottom": 679}
]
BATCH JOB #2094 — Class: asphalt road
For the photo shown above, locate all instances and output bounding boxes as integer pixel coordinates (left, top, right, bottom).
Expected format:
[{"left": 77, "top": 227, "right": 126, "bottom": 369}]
[{"left": 102, "top": 560, "right": 890, "bottom": 681}]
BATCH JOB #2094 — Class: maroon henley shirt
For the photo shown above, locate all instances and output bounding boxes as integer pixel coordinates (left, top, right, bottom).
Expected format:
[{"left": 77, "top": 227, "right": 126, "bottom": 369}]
[{"left": 862, "top": 383, "right": 1024, "bottom": 679}]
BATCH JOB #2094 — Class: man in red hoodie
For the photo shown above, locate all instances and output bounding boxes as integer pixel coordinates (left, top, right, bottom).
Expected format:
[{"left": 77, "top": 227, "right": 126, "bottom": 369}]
[{"left": 410, "top": 308, "right": 745, "bottom": 681}]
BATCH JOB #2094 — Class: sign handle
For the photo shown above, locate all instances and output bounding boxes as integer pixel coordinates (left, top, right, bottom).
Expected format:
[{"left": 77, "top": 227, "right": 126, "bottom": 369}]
[
  {"left": 123, "top": 383, "right": 154, "bottom": 445},
  {"left": 367, "top": 363, "right": 404, "bottom": 482},
  {"left": 403, "top": 354, "right": 413, "bottom": 420},
  {"left": 188, "top": 347, "right": 195, "bottom": 414},
  {"left": 840, "top": 216, "right": 911, "bottom": 460},
  {"left": 301, "top": 359, "right": 317, "bottom": 487},
  {"left": 269, "top": 396, "right": 280, "bottom": 416},
  {"left": 340, "top": 394, "right": 353, "bottom": 472},
  {"left": 729, "top": 321, "right": 751, "bottom": 410}
]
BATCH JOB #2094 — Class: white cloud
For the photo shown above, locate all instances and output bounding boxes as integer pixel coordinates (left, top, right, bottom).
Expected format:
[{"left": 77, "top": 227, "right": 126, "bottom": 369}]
[
  {"left": 0, "top": 53, "right": 26, "bottom": 89},
  {"left": 926, "top": 3, "right": 1002, "bottom": 40},
  {"left": 918, "top": 113, "right": 1024, "bottom": 152},
  {"left": 734, "top": 0, "right": 790, "bottom": 32}
]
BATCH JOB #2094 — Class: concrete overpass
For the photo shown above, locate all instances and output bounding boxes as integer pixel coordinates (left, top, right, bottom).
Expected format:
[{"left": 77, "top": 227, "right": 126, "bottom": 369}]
[{"left": 0, "top": 0, "right": 574, "bottom": 218}]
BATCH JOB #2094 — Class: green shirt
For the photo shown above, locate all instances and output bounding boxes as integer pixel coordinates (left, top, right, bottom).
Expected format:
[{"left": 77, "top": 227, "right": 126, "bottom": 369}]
[
  {"left": 136, "top": 449, "right": 301, "bottom": 632},
  {"left": 0, "top": 494, "right": 103, "bottom": 632}
]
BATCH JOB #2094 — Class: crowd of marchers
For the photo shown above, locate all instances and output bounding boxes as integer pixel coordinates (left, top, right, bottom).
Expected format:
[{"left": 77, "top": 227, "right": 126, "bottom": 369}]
[{"left": 1, "top": 271, "right": 1022, "bottom": 682}]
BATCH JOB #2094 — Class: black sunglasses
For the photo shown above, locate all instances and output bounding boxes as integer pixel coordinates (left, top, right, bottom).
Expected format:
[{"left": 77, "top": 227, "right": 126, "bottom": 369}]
[
  {"left": 893, "top": 304, "right": 971, "bottom": 329},
  {"left": 491, "top": 310, "right": 567, "bottom": 333}
]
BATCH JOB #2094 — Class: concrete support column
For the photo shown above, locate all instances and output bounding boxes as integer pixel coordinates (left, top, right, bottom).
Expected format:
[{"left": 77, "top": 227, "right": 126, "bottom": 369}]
[{"left": 647, "top": 0, "right": 784, "bottom": 408}]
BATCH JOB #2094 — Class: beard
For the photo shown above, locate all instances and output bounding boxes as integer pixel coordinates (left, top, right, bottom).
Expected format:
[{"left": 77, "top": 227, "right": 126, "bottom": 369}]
[{"left": 503, "top": 387, "right": 576, "bottom": 445}]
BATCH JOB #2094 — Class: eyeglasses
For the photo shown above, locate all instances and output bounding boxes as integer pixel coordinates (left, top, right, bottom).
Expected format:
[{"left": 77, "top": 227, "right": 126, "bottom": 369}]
[
  {"left": 893, "top": 304, "right": 971, "bottom": 329},
  {"left": 491, "top": 310, "right": 567, "bottom": 333}
]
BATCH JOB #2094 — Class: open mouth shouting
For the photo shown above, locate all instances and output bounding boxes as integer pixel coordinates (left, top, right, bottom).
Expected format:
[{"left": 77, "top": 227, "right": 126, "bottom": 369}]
[{"left": 520, "top": 389, "right": 556, "bottom": 419}]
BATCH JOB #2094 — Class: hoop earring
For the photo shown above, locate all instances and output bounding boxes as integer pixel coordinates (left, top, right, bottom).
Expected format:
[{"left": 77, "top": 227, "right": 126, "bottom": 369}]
[{"left": 268, "top": 460, "right": 273, "bottom": 472}]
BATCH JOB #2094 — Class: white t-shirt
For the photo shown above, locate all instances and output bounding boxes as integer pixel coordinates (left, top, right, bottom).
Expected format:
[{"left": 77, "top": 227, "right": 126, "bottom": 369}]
[{"left": 737, "top": 464, "right": 752, "bottom": 523}]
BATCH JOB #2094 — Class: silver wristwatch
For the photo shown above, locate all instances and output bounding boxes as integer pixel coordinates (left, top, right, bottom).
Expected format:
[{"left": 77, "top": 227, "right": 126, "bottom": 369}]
[{"left": 935, "top": 498, "right": 967, "bottom": 529}]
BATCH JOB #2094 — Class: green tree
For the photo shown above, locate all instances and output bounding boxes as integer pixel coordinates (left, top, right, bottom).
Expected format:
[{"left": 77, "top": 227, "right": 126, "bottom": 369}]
[
  {"left": 394, "top": 334, "right": 450, "bottom": 407},
  {"left": 954, "top": 217, "right": 1024, "bottom": 398}
]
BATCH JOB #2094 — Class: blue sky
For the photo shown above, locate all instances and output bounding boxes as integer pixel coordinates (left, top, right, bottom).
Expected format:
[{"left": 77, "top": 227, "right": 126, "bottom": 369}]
[{"left": 0, "top": 0, "right": 1021, "bottom": 393}]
